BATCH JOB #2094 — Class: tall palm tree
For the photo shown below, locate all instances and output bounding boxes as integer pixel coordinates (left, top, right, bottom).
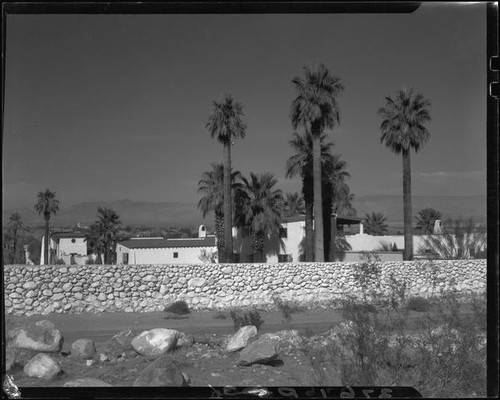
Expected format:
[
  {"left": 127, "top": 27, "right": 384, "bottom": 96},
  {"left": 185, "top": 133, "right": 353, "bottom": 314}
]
[
  {"left": 291, "top": 63, "right": 344, "bottom": 262},
  {"left": 378, "top": 87, "right": 431, "bottom": 260},
  {"left": 34, "top": 189, "right": 60, "bottom": 264},
  {"left": 95, "top": 207, "right": 121, "bottom": 264},
  {"left": 415, "top": 207, "right": 442, "bottom": 234},
  {"left": 283, "top": 192, "right": 305, "bottom": 217},
  {"left": 197, "top": 162, "right": 243, "bottom": 261},
  {"left": 206, "top": 94, "right": 247, "bottom": 263},
  {"left": 235, "top": 172, "right": 284, "bottom": 263},
  {"left": 84, "top": 223, "right": 105, "bottom": 264},
  {"left": 363, "top": 212, "right": 389, "bottom": 236}
]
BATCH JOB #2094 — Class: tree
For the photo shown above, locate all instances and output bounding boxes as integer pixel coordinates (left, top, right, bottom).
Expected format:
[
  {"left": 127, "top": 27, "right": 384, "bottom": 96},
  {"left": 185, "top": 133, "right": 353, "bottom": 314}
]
[
  {"left": 206, "top": 94, "right": 247, "bottom": 263},
  {"left": 418, "top": 218, "right": 486, "bottom": 259},
  {"left": 415, "top": 207, "right": 442, "bottom": 234},
  {"left": 34, "top": 189, "right": 60, "bottom": 264},
  {"left": 234, "top": 172, "right": 284, "bottom": 263},
  {"left": 197, "top": 162, "right": 244, "bottom": 262},
  {"left": 95, "top": 207, "right": 121, "bottom": 264},
  {"left": 363, "top": 212, "right": 389, "bottom": 235},
  {"left": 84, "top": 223, "right": 105, "bottom": 264},
  {"left": 378, "top": 87, "right": 431, "bottom": 260},
  {"left": 3, "top": 213, "right": 25, "bottom": 264},
  {"left": 291, "top": 63, "right": 344, "bottom": 262},
  {"left": 283, "top": 192, "right": 305, "bottom": 218}
]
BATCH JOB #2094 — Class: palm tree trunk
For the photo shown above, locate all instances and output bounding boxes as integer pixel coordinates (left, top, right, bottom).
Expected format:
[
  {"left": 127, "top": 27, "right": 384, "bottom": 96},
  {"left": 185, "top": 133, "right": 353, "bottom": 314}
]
[
  {"left": 303, "top": 174, "right": 314, "bottom": 262},
  {"left": 44, "top": 217, "right": 50, "bottom": 264},
  {"left": 402, "top": 150, "right": 413, "bottom": 260},
  {"left": 223, "top": 142, "right": 233, "bottom": 263},
  {"left": 215, "top": 212, "right": 225, "bottom": 262},
  {"left": 312, "top": 131, "right": 324, "bottom": 262}
]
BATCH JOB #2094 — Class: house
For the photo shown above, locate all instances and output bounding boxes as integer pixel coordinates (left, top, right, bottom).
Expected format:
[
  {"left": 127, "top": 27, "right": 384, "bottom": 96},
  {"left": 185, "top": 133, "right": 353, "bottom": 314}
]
[
  {"left": 40, "top": 227, "right": 92, "bottom": 265},
  {"left": 116, "top": 225, "right": 217, "bottom": 265}
]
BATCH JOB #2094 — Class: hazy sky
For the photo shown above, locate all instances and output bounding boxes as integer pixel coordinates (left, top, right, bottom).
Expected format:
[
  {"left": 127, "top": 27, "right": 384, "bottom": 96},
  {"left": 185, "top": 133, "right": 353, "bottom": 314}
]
[{"left": 3, "top": 3, "right": 487, "bottom": 210}]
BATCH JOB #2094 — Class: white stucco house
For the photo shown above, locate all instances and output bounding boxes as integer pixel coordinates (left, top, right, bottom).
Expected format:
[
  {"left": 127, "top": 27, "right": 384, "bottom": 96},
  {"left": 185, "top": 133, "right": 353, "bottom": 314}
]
[
  {"left": 40, "top": 229, "right": 93, "bottom": 265},
  {"left": 116, "top": 225, "right": 217, "bottom": 265}
]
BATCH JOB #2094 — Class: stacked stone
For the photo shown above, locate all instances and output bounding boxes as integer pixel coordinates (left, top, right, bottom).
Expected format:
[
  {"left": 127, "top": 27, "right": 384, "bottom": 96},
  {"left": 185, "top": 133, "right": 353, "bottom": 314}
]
[{"left": 3, "top": 260, "right": 487, "bottom": 315}]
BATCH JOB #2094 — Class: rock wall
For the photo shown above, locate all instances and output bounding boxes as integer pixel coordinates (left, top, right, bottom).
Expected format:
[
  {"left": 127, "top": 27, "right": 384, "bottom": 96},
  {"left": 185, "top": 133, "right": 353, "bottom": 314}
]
[{"left": 4, "top": 260, "right": 486, "bottom": 316}]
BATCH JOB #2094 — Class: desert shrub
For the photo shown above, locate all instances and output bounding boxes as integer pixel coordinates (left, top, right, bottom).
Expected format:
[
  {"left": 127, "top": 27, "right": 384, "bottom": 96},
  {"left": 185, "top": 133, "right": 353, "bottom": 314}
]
[
  {"left": 230, "top": 308, "right": 264, "bottom": 332},
  {"left": 54, "top": 258, "right": 66, "bottom": 265},
  {"left": 406, "top": 296, "right": 430, "bottom": 312},
  {"left": 164, "top": 300, "right": 190, "bottom": 315},
  {"left": 271, "top": 294, "right": 305, "bottom": 323}
]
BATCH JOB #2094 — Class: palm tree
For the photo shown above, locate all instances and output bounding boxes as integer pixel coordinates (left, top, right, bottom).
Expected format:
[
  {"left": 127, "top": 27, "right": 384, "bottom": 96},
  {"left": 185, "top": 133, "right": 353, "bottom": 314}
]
[
  {"left": 291, "top": 63, "right": 344, "bottom": 262},
  {"left": 206, "top": 94, "right": 247, "bottom": 263},
  {"left": 331, "top": 181, "right": 356, "bottom": 217},
  {"left": 84, "top": 223, "right": 105, "bottom": 264},
  {"left": 363, "top": 212, "right": 389, "bottom": 236},
  {"left": 378, "top": 87, "right": 431, "bottom": 260},
  {"left": 286, "top": 131, "right": 351, "bottom": 261},
  {"left": 235, "top": 172, "right": 284, "bottom": 263},
  {"left": 415, "top": 207, "right": 442, "bottom": 234},
  {"left": 4, "top": 213, "right": 24, "bottom": 264},
  {"left": 283, "top": 192, "right": 305, "bottom": 217},
  {"left": 95, "top": 207, "right": 121, "bottom": 264},
  {"left": 34, "top": 189, "right": 60, "bottom": 264},
  {"left": 197, "top": 162, "right": 243, "bottom": 262}
]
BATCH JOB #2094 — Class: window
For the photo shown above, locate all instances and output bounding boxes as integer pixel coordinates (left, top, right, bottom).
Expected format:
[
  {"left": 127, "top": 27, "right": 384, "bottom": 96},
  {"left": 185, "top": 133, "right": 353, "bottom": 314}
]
[
  {"left": 71, "top": 238, "right": 76, "bottom": 243},
  {"left": 278, "top": 254, "right": 292, "bottom": 262},
  {"left": 123, "top": 253, "right": 129, "bottom": 265},
  {"left": 279, "top": 227, "right": 288, "bottom": 238},
  {"left": 173, "top": 252, "right": 179, "bottom": 258}
]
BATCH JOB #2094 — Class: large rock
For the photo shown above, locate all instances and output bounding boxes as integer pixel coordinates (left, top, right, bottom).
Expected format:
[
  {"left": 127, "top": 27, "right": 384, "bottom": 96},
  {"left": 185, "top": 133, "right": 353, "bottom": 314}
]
[
  {"left": 238, "top": 336, "right": 280, "bottom": 366},
  {"left": 23, "top": 353, "right": 61, "bottom": 380},
  {"left": 133, "top": 354, "right": 190, "bottom": 386},
  {"left": 103, "top": 329, "right": 134, "bottom": 359},
  {"left": 9, "top": 320, "right": 63, "bottom": 353},
  {"left": 226, "top": 326, "right": 258, "bottom": 352},
  {"left": 131, "top": 329, "right": 180, "bottom": 357},
  {"left": 63, "top": 378, "right": 113, "bottom": 387},
  {"left": 71, "top": 339, "right": 96, "bottom": 360}
]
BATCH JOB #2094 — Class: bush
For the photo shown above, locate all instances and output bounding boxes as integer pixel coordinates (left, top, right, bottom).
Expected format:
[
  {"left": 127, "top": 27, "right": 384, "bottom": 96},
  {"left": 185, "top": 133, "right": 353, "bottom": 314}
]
[
  {"left": 406, "top": 296, "right": 430, "bottom": 312},
  {"left": 230, "top": 308, "right": 264, "bottom": 332},
  {"left": 164, "top": 300, "right": 190, "bottom": 315},
  {"left": 272, "top": 294, "right": 305, "bottom": 323}
]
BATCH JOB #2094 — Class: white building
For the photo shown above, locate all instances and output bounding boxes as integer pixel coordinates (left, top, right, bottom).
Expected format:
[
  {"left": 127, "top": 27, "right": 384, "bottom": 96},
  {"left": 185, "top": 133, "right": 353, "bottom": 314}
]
[
  {"left": 116, "top": 225, "right": 217, "bottom": 265},
  {"left": 40, "top": 230, "right": 92, "bottom": 265}
]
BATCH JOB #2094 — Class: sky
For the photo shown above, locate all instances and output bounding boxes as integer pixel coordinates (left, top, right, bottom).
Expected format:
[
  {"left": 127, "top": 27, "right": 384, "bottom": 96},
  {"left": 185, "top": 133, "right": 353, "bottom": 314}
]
[{"left": 3, "top": 3, "right": 487, "bottom": 210}]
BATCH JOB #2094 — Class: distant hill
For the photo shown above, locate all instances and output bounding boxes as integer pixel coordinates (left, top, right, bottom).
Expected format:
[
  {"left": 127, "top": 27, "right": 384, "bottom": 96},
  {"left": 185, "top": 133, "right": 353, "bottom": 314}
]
[
  {"left": 352, "top": 195, "right": 487, "bottom": 226},
  {"left": 2, "top": 199, "right": 211, "bottom": 229},
  {"left": 3, "top": 195, "right": 486, "bottom": 229}
]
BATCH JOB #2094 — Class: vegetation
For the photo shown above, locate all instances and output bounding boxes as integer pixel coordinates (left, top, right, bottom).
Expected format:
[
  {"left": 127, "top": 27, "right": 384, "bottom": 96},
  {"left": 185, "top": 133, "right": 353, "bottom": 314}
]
[
  {"left": 290, "top": 63, "right": 345, "bottom": 262},
  {"left": 164, "top": 300, "right": 191, "bottom": 315},
  {"left": 93, "top": 207, "right": 122, "bottom": 264},
  {"left": 415, "top": 207, "right": 442, "bottom": 234},
  {"left": 234, "top": 172, "right": 284, "bottom": 262},
  {"left": 378, "top": 87, "right": 431, "bottom": 260},
  {"left": 272, "top": 294, "right": 305, "bottom": 324},
  {"left": 418, "top": 218, "right": 487, "bottom": 259},
  {"left": 3, "top": 213, "right": 25, "bottom": 264},
  {"left": 406, "top": 296, "right": 431, "bottom": 312},
  {"left": 229, "top": 308, "right": 264, "bottom": 332},
  {"left": 197, "top": 162, "right": 243, "bottom": 260},
  {"left": 206, "top": 94, "right": 247, "bottom": 263},
  {"left": 34, "top": 188, "right": 60, "bottom": 264},
  {"left": 363, "top": 212, "right": 389, "bottom": 235},
  {"left": 282, "top": 192, "right": 305, "bottom": 218}
]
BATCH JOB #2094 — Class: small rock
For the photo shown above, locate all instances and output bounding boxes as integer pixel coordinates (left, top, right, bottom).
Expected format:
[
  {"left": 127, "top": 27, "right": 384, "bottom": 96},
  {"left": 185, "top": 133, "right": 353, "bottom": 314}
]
[
  {"left": 133, "top": 354, "right": 190, "bottom": 386},
  {"left": 99, "top": 353, "right": 109, "bottom": 362},
  {"left": 177, "top": 332, "right": 194, "bottom": 348},
  {"left": 64, "top": 378, "right": 112, "bottom": 387},
  {"left": 23, "top": 353, "right": 61, "bottom": 380},
  {"left": 226, "top": 326, "right": 258, "bottom": 352},
  {"left": 71, "top": 339, "right": 96, "bottom": 360}
]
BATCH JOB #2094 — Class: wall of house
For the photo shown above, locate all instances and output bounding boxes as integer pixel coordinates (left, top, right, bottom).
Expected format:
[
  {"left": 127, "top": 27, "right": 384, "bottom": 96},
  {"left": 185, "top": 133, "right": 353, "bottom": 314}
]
[
  {"left": 116, "top": 244, "right": 218, "bottom": 265},
  {"left": 56, "top": 238, "right": 88, "bottom": 258},
  {"left": 4, "top": 259, "right": 485, "bottom": 316}
]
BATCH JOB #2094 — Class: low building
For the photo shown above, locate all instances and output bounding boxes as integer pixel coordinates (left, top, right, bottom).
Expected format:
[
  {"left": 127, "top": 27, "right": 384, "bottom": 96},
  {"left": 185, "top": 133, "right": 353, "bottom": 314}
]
[
  {"left": 40, "top": 228, "right": 92, "bottom": 265},
  {"left": 116, "top": 225, "right": 217, "bottom": 264}
]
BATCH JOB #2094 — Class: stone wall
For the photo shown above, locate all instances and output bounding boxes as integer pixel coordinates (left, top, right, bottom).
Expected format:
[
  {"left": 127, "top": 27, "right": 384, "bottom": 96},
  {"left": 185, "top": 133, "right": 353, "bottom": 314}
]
[{"left": 4, "top": 260, "right": 486, "bottom": 316}]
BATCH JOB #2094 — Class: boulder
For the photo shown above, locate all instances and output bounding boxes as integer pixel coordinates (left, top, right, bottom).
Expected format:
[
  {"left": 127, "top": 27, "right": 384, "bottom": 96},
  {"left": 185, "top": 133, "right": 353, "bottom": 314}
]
[
  {"left": 103, "top": 329, "right": 134, "bottom": 358},
  {"left": 23, "top": 353, "right": 61, "bottom": 380},
  {"left": 133, "top": 354, "right": 190, "bottom": 386},
  {"left": 63, "top": 378, "right": 113, "bottom": 387},
  {"left": 238, "top": 336, "right": 280, "bottom": 366},
  {"left": 10, "top": 348, "right": 39, "bottom": 367},
  {"left": 9, "top": 320, "right": 63, "bottom": 353},
  {"left": 177, "top": 332, "right": 194, "bottom": 348},
  {"left": 131, "top": 329, "right": 180, "bottom": 357},
  {"left": 226, "top": 326, "right": 258, "bottom": 352},
  {"left": 71, "top": 339, "right": 96, "bottom": 360}
]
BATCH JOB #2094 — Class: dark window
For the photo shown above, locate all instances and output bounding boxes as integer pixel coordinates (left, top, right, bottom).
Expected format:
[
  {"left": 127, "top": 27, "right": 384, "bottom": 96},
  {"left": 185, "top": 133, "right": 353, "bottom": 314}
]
[
  {"left": 278, "top": 254, "right": 292, "bottom": 262},
  {"left": 173, "top": 252, "right": 179, "bottom": 258},
  {"left": 233, "top": 253, "right": 240, "bottom": 263},
  {"left": 123, "top": 253, "right": 129, "bottom": 265},
  {"left": 279, "top": 227, "right": 288, "bottom": 238},
  {"left": 71, "top": 238, "right": 76, "bottom": 243}
]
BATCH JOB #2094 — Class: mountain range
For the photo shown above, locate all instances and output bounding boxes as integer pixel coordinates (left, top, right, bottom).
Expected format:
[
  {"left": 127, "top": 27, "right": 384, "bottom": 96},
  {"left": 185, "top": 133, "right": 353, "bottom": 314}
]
[{"left": 2, "top": 195, "right": 487, "bottom": 229}]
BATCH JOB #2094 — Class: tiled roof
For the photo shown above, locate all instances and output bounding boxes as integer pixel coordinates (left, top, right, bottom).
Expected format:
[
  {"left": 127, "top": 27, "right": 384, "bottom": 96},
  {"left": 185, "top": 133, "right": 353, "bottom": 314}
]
[
  {"left": 51, "top": 232, "right": 88, "bottom": 239},
  {"left": 118, "top": 236, "right": 216, "bottom": 249},
  {"left": 283, "top": 215, "right": 361, "bottom": 225}
]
